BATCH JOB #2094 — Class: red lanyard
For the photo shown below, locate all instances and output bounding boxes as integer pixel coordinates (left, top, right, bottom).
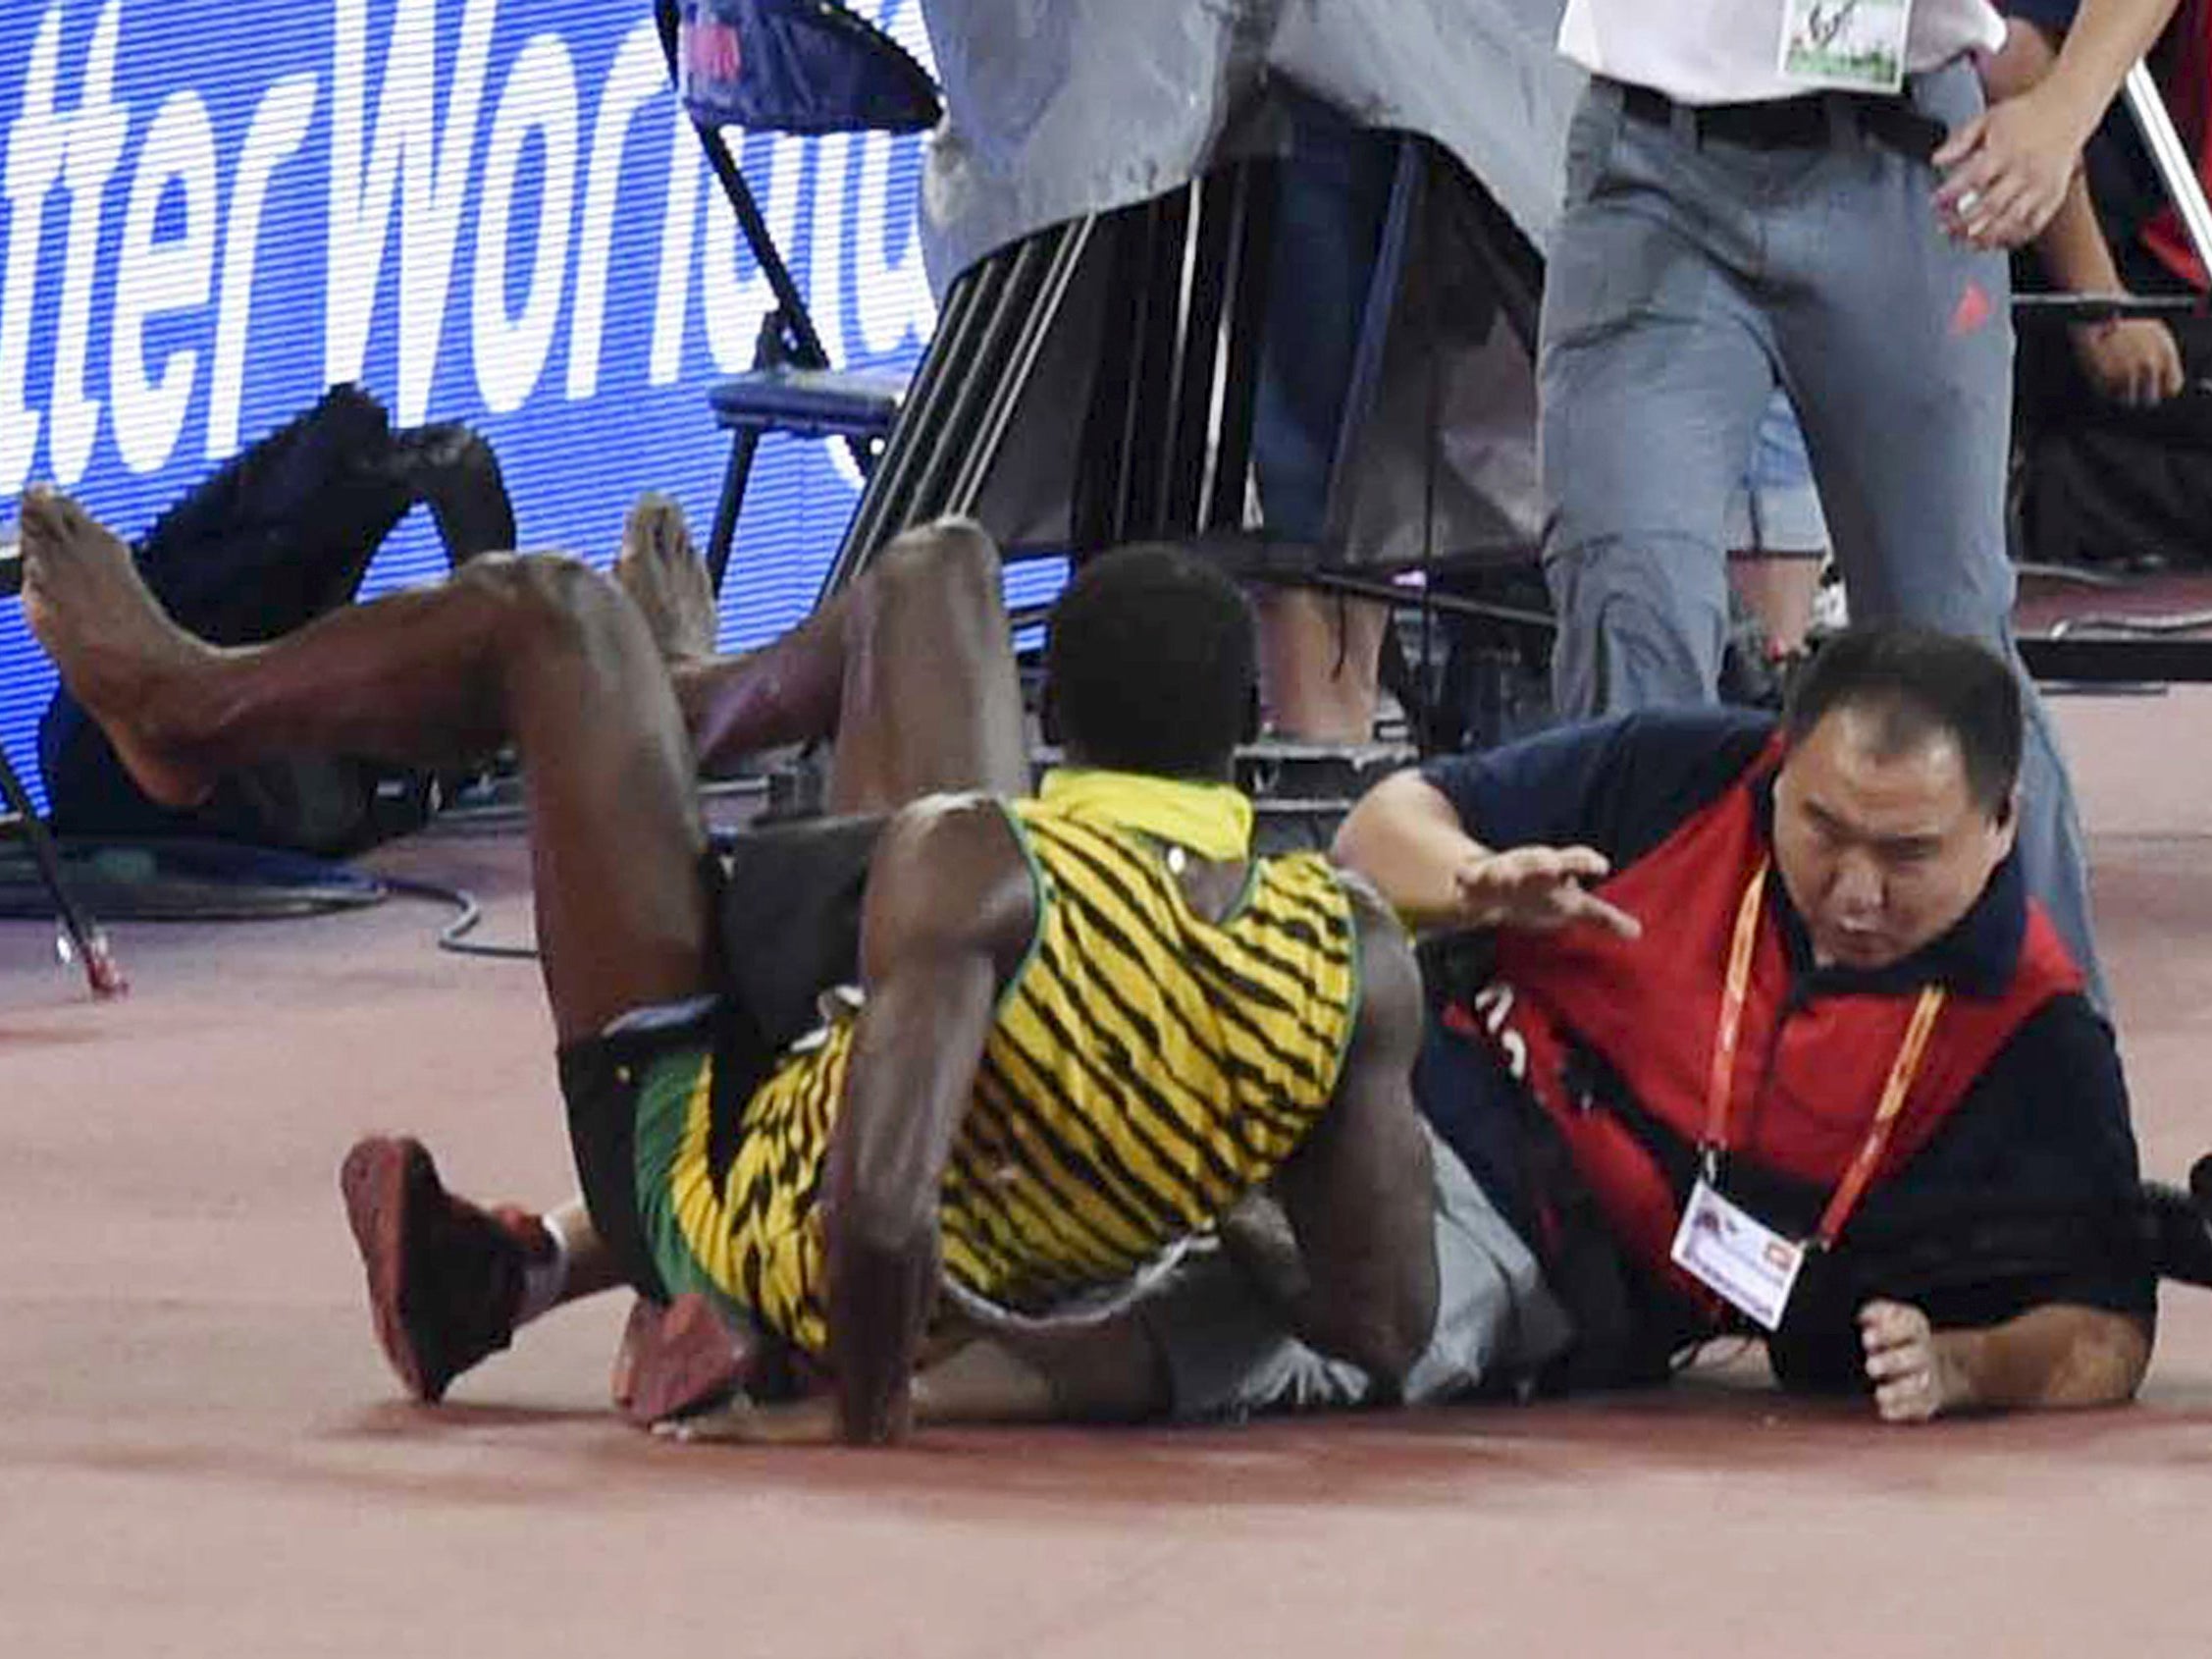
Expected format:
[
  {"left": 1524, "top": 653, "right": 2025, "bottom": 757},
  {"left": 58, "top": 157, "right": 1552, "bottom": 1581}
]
[{"left": 1701, "top": 860, "right": 1946, "bottom": 1248}]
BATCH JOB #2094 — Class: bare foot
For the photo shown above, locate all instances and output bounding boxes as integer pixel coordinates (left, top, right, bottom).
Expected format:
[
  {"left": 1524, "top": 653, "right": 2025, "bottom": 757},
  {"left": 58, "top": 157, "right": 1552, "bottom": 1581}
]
[
  {"left": 613, "top": 493, "right": 717, "bottom": 662},
  {"left": 19, "top": 486, "right": 221, "bottom": 809}
]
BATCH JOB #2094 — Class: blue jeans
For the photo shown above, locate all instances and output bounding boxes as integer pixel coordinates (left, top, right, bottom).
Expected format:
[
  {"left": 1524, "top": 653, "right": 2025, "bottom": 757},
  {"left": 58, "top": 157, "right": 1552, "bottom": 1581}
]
[
  {"left": 1726, "top": 390, "right": 1828, "bottom": 555},
  {"left": 1538, "top": 66, "right": 2105, "bottom": 997},
  {"left": 1251, "top": 96, "right": 1398, "bottom": 540}
]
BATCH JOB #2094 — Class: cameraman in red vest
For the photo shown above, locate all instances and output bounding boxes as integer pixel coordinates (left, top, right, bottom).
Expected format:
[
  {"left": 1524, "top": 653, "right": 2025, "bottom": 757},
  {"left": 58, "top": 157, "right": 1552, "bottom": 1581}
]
[{"left": 1335, "top": 627, "right": 2153, "bottom": 1420}]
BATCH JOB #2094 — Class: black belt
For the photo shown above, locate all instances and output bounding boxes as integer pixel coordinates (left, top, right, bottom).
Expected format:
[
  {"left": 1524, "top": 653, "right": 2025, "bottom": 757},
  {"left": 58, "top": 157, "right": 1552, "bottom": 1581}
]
[{"left": 1615, "top": 80, "right": 1947, "bottom": 166}]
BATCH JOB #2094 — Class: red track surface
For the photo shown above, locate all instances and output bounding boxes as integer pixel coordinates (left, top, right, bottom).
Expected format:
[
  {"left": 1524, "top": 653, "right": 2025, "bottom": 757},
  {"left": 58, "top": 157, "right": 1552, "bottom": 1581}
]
[{"left": 5, "top": 690, "right": 2212, "bottom": 1657}]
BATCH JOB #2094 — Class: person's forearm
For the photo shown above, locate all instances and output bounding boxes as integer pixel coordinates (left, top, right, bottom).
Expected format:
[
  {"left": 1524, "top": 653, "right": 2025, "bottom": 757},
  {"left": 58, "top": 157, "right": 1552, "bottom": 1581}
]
[
  {"left": 2037, "top": 167, "right": 2131, "bottom": 292},
  {"left": 1332, "top": 773, "right": 1491, "bottom": 931},
  {"left": 1934, "top": 1304, "right": 2151, "bottom": 1412},
  {"left": 2035, "top": 0, "right": 2183, "bottom": 148},
  {"left": 1981, "top": 16, "right": 2060, "bottom": 103}
]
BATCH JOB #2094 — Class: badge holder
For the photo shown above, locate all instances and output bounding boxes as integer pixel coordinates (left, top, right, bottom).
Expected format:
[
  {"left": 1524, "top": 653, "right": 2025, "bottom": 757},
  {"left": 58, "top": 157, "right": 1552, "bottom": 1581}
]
[
  {"left": 1672, "top": 1170, "right": 1808, "bottom": 1331},
  {"left": 1777, "top": 0, "right": 1912, "bottom": 95},
  {"left": 1671, "top": 862, "right": 1942, "bottom": 1330}
]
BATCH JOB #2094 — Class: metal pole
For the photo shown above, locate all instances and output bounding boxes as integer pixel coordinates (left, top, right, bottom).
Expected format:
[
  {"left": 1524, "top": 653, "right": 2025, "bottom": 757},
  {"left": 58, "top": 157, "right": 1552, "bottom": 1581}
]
[
  {"left": 945, "top": 219, "right": 1098, "bottom": 519},
  {"left": 2123, "top": 62, "right": 2212, "bottom": 282}
]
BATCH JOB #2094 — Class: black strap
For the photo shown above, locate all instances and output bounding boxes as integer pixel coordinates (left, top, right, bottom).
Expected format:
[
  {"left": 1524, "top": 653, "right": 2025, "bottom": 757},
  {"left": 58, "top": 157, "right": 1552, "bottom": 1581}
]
[
  {"left": 1614, "top": 80, "right": 1945, "bottom": 166},
  {"left": 1857, "top": 99, "right": 1946, "bottom": 166}
]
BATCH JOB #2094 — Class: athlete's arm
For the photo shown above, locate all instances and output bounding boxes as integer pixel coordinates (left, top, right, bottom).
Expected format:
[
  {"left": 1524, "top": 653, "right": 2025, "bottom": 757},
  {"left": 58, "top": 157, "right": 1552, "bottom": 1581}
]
[
  {"left": 1258, "top": 885, "right": 1440, "bottom": 1393},
  {"left": 821, "top": 797, "right": 1033, "bottom": 1445}
]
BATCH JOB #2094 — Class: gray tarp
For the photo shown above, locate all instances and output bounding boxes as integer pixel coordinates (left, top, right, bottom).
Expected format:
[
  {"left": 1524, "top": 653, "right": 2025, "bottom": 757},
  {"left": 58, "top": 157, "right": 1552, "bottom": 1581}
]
[
  {"left": 908, "top": 1, "right": 1586, "bottom": 571},
  {"left": 916, "top": 0, "right": 1584, "bottom": 287}
]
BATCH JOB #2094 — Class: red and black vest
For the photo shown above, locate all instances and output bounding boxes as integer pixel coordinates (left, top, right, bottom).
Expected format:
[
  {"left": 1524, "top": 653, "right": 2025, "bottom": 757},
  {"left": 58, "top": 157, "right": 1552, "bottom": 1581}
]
[{"left": 1445, "top": 743, "right": 2084, "bottom": 1315}]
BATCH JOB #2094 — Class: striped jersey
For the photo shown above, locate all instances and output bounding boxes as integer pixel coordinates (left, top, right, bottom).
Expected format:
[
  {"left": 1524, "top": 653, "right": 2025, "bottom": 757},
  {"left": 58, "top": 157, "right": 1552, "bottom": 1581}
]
[{"left": 658, "top": 794, "right": 1362, "bottom": 1356}]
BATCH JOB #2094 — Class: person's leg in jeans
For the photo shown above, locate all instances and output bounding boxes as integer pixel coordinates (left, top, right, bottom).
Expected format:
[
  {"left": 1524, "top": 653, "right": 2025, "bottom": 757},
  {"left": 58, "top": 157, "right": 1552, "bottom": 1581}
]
[
  {"left": 1250, "top": 97, "right": 1398, "bottom": 742},
  {"left": 1725, "top": 390, "right": 1831, "bottom": 658},
  {"left": 1540, "top": 86, "right": 1780, "bottom": 718},
  {"left": 1771, "top": 64, "right": 2105, "bottom": 996}
]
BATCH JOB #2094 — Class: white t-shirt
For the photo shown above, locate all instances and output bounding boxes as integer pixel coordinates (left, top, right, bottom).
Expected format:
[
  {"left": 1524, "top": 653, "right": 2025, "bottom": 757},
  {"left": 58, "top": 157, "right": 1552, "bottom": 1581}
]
[{"left": 1556, "top": 0, "right": 2005, "bottom": 104}]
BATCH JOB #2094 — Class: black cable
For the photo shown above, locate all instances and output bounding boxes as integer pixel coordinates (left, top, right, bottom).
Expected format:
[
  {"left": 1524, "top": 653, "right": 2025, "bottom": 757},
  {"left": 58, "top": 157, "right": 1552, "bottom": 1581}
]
[
  {"left": 377, "top": 874, "right": 538, "bottom": 960},
  {"left": 372, "top": 774, "right": 769, "bottom": 961}
]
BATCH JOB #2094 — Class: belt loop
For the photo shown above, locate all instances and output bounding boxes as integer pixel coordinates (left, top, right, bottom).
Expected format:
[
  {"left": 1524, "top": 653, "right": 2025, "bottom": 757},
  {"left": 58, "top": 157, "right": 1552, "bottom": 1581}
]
[{"left": 1670, "top": 99, "right": 1700, "bottom": 149}]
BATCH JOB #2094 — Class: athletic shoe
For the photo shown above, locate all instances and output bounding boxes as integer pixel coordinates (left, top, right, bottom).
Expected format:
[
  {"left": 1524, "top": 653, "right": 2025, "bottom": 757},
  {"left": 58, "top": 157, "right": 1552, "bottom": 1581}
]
[
  {"left": 339, "top": 1135, "right": 549, "bottom": 1403},
  {"left": 391, "top": 422, "right": 516, "bottom": 567},
  {"left": 609, "top": 1293, "right": 765, "bottom": 1426}
]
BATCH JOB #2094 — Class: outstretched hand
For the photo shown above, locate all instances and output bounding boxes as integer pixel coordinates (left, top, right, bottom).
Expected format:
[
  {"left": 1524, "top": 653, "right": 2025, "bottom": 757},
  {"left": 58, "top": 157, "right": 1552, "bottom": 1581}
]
[
  {"left": 1450, "top": 845, "right": 1642, "bottom": 939},
  {"left": 1933, "top": 90, "right": 2087, "bottom": 249}
]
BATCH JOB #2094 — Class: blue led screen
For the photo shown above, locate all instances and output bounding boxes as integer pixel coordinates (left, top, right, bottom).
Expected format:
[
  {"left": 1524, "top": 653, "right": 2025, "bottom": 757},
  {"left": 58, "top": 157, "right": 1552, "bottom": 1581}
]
[{"left": 0, "top": 0, "right": 963, "bottom": 812}]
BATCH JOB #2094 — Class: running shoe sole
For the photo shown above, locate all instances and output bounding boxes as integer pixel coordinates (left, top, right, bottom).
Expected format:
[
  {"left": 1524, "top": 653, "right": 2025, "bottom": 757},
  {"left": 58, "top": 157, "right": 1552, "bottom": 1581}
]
[
  {"left": 613, "top": 1293, "right": 754, "bottom": 1426},
  {"left": 339, "top": 1135, "right": 445, "bottom": 1402}
]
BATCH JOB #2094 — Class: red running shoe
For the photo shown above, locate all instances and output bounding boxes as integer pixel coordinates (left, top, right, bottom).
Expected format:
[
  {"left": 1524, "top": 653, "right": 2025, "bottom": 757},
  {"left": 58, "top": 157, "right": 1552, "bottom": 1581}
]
[
  {"left": 339, "top": 1136, "right": 549, "bottom": 1403},
  {"left": 610, "top": 1293, "right": 767, "bottom": 1426}
]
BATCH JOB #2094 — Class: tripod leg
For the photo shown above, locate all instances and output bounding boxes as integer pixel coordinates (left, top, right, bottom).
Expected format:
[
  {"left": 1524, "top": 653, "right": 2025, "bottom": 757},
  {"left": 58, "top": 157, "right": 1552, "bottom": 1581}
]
[{"left": 0, "top": 749, "right": 125, "bottom": 997}]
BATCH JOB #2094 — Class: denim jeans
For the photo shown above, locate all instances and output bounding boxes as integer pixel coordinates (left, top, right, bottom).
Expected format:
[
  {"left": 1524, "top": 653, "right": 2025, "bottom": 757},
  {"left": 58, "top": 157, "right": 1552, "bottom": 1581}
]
[{"left": 1726, "top": 389, "right": 1829, "bottom": 555}]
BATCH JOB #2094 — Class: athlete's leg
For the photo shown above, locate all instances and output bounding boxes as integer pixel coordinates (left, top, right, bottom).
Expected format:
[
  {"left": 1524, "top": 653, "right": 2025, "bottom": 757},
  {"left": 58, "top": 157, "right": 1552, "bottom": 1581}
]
[
  {"left": 597, "top": 522, "right": 1035, "bottom": 1425},
  {"left": 664, "top": 518, "right": 1028, "bottom": 805},
  {"left": 818, "top": 519, "right": 1029, "bottom": 810},
  {"left": 20, "top": 487, "right": 710, "bottom": 1044},
  {"left": 612, "top": 492, "right": 718, "bottom": 665},
  {"left": 23, "top": 485, "right": 725, "bottom": 1398}
]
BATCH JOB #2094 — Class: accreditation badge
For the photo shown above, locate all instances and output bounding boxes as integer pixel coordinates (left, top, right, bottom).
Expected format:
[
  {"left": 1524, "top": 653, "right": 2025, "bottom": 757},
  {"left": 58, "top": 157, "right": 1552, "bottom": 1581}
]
[
  {"left": 1670, "top": 1177, "right": 1808, "bottom": 1331},
  {"left": 1777, "top": 0, "right": 1912, "bottom": 93}
]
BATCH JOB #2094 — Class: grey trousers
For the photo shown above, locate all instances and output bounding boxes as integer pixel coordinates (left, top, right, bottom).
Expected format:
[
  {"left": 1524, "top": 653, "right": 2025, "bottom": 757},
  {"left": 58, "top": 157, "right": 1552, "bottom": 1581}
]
[
  {"left": 1141, "top": 1123, "right": 1573, "bottom": 1420},
  {"left": 1538, "top": 64, "right": 2105, "bottom": 998}
]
